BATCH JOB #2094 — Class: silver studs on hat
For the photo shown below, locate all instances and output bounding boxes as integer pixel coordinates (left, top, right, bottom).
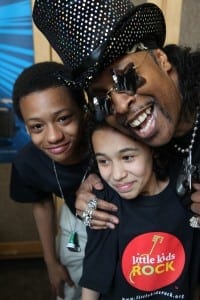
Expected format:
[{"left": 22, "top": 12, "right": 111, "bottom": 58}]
[{"left": 33, "top": 1, "right": 166, "bottom": 88}]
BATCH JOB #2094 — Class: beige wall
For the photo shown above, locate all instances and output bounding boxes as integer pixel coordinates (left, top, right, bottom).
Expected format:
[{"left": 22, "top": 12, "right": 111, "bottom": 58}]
[
  {"left": 0, "top": 163, "right": 42, "bottom": 259},
  {"left": 179, "top": 0, "right": 200, "bottom": 49},
  {"left": 31, "top": 0, "right": 61, "bottom": 63},
  {"left": 146, "top": 0, "right": 183, "bottom": 45},
  {"left": 32, "top": 0, "right": 199, "bottom": 62},
  {"left": 0, "top": 164, "right": 39, "bottom": 243}
]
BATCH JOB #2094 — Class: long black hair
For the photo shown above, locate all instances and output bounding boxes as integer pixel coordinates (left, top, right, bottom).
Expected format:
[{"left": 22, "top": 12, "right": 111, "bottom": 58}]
[{"left": 163, "top": 44, "right": 200, "bottom": 121}]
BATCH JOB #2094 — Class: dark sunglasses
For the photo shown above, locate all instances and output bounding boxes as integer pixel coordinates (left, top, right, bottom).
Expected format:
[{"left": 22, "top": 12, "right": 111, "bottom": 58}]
[{"left": 89, "top": 63, "right": 146, "bottom": 121}]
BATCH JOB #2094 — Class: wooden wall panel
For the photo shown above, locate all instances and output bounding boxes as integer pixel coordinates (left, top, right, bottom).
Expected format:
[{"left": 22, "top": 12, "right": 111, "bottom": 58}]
[{"left": 147, "top": 0, "right": 183, "bottom": 45}]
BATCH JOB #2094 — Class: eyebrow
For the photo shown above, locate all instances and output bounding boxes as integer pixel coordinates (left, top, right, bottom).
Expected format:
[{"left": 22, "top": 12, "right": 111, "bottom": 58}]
[
  {"left": 26, "top": 109, "right": 71, "bottom": 122},
  {"left": 95, "top": 147, "right": 139, "bottom": 157},
  {"left": 119, "top": 147, "right": 139, "bottom": 153}
]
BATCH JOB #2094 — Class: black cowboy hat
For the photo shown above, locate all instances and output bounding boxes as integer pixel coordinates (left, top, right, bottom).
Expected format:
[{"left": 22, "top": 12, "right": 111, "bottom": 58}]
[{"left": 33, "top": 0, "right": 166, "bottom": 88}]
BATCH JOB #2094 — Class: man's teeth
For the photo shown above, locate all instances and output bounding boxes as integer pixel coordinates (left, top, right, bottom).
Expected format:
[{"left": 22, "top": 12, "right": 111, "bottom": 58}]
[
  {"left": 130, "top": 108, "right": 151, "bottom": 128},
  {"left": 131, "top": 119, "right": 141, "bottom": 127}
]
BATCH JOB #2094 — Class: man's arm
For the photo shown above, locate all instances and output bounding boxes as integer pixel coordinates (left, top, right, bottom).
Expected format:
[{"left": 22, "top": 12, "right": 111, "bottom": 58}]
[
  {"left": 32, "top": 198, "right": 74, "bottom": 298},
  {"left": 75, "top": 173, "right": 119, "bottom": 229},
  {"left": 82, "top": 287, "right": 99, "bottom": 300}
]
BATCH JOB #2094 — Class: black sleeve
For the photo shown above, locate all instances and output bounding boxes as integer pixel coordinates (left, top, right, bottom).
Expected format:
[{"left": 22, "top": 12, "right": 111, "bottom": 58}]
[
  {"left": 10, "top": 163, "right": 50, "bottom": 203},
  {"left": 79, "top": 225, "right": 118, "bottom": 294},
  {"left": 79, "top": 184, "right": 120, "bottom": 294}
]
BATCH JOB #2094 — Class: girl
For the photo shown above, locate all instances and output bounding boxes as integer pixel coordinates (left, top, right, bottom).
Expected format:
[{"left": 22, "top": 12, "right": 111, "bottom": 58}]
[{"left": 80, "top": 120, "right": 200, "bottom": 300}]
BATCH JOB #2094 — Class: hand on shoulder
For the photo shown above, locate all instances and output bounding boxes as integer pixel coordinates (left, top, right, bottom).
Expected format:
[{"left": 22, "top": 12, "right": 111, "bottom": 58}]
[{"left": 75, "top": 173, "right": 119, "bottom": 229}]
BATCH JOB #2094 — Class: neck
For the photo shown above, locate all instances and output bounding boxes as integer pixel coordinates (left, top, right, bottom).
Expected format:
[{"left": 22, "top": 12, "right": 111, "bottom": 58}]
[
  {"left": 142, "top": 174, "right": 169, "bottom": 196},
  {"left": 151, "top": 178, "right": 169, "bottom": 196}
]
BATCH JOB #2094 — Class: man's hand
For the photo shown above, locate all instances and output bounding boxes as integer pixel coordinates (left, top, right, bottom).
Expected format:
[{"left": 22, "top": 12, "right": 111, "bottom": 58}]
[
  {"left": 191, "top": 183, "right": 200, "bottom": 215},
  {"left": 75, "top": 173, "right": 119, "bottom": 229}
]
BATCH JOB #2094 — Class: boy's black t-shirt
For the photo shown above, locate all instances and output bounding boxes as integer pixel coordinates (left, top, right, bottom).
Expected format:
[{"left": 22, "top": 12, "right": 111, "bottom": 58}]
[{"left": 10, "top": 141, "right": 89, "bottom": 215}]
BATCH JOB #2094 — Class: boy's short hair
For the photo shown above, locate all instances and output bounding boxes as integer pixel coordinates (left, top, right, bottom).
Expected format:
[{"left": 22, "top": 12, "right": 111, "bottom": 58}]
[{"left": 12, "top": 61, "right": 85, "bottom": 120}]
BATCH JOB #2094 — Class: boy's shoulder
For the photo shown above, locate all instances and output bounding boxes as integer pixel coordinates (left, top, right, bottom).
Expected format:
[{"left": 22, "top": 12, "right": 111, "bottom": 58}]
[{"left": 12, "top": 141, "right": 49, "bottom": 171}]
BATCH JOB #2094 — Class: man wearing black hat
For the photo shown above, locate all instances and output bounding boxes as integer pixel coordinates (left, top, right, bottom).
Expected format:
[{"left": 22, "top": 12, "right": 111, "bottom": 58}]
[{"left": 32, "top": 0, "right": 200, "bottom": 230}]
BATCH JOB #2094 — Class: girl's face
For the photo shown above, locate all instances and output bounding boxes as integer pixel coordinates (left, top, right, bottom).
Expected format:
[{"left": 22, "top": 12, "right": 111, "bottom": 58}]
[
  {"left": 20, "top": 86, "right": 84, "bottom": 164},
  {"left": 92, "top": 126, "right": 157, "bottom": 199}
]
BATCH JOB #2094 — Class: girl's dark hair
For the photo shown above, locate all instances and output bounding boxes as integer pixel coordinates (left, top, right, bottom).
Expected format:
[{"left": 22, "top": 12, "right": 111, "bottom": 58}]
[
  {"left": 12, "top": 61, "right": 86, "bottom": 120},
  {"left": 163, "top": 44, "right": 200, "bottom": 121},
  {"left": 87, "top": 118, "right": 168, "bottom": 181}
]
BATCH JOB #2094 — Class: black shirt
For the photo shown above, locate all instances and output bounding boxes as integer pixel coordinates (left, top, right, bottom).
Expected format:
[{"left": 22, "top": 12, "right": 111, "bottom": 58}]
[
  {"left": 80, "top": 181, "right": 200, "bottom": 299},
  {"left": 10, "top": 141, "right": 89, "bottom": 215}
]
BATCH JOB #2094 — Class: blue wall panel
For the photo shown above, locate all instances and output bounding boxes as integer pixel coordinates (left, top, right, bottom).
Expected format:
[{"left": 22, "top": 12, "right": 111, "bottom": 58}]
[{"left": 0, "top": 0, "right": 33, "bottom": 162}]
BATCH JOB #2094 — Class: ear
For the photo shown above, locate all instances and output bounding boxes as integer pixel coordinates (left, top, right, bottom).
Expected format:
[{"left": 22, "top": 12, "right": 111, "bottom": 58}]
[{"left": 153, "top": 49, "right": 172, "bottom": 72}]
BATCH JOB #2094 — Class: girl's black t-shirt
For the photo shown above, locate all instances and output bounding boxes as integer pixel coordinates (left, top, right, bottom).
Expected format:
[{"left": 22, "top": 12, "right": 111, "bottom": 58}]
[{"left": 80, "top": 180, "right": 200, "bottom": 299}]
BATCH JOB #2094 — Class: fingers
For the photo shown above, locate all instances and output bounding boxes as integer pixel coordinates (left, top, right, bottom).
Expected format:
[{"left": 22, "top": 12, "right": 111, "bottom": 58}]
[
  {"left": 190, "top": 202, "right": 200, "bottom": 215},
  {"left": 192, "top": 183, "right": 200, "bottom": 190},
  {"left": 97, "top": 198, "right": 118, "bottom": 212},
  {"left": 51, "top": 282, "right": 65, "bottom": 299},
  {"left": 63, "top": 268, "right": 74, "bottom": 287},
  {"left": 76, "top": 199, "right": 119, "bottom": 229},
  {"left": 55, "top": 279, "right": 74, "bottom": 299},
  {"left": 190, "top": 184, "right": 200, "bottom": 215},
  {"left": 75, "top": 191, "right": 94, "bottom": 211},
  {"left": 76, "top": 196, "right": 118, "bottom": 213},
  {"left": 81, "top": 198, "right": 98, "bottom": 226},
  {"left": 50, "top": 266, "right": 75, "bottom": 298},
  {"left": 88, "top": 173, "right": 104, "bottom": 190},
  {"left": 75, "top": 173, "right": 119, "bottom": 229},
  {"left": 56, "top": 283, "right": 65, "bottom": 299},
  {"left": 90, "top": 210, "right": 119, "bottom": 229},
  {"left": 89, "top": 214, "right": 118, "bottom": 229},
  {"left": 54, "top": 272, "right": 75, "bottom": 298},
  {"left": 76, "top": 198, "right": 119, "bottom": 218},
  {"left": 77, "top": 173, "right": 104, "bottom": 193}
]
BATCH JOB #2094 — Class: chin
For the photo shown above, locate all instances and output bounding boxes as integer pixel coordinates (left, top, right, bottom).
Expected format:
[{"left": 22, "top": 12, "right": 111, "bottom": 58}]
[
  {"left": 142, "top": 130, "right": 174, "bottom": 147},
  {"left": 118, "top": 192, "right": 137, "bottom": 200}
]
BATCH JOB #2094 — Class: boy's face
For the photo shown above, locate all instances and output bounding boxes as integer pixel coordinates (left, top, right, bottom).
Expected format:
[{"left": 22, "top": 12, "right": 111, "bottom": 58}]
[
  {"left": 20, "top": 86, "right": 84, "bottom": 164},
  {"left": 88, "top": 49, "right": 182, "bottom": 147},
  {"left": 92, "top": 126, "right": 156, "bottom": 199}
]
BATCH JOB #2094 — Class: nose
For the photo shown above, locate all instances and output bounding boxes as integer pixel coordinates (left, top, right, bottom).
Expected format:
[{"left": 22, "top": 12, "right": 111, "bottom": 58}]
[
  {"left": 112, "top": 161, "right": 127, "bottom": 181},
  {"left": 46, "top": 124, "right": 64, "bottom": 143},
  {"left": 111, "top": 91, "right": 136, "bottom": 115}
]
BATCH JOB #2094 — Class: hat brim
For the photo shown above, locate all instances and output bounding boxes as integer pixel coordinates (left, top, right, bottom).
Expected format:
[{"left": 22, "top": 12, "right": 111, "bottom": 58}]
[{"left": 75, "top": 3, "right": 166, "bottom": 89}]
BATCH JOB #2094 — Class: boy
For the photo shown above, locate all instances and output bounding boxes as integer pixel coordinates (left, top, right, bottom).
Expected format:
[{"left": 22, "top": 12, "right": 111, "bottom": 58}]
[{"left": 10, "top": 61, "right": 89, "bottom": 300}]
